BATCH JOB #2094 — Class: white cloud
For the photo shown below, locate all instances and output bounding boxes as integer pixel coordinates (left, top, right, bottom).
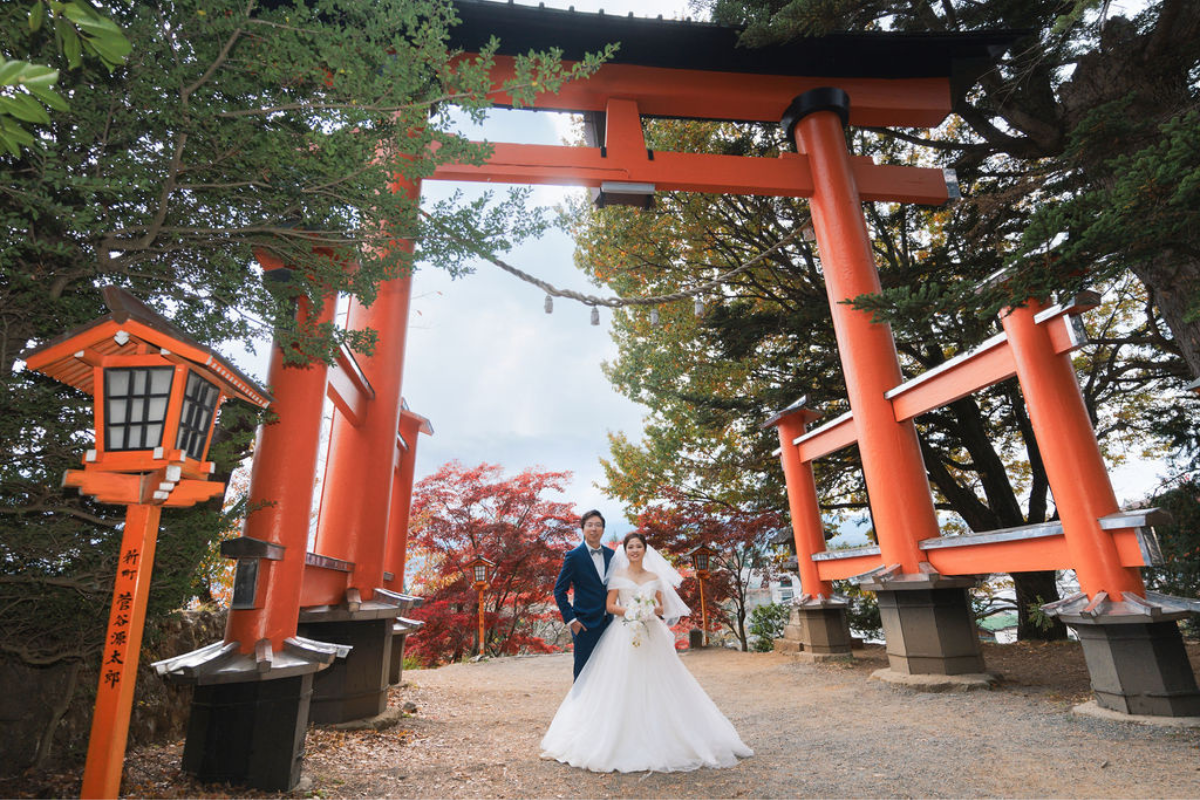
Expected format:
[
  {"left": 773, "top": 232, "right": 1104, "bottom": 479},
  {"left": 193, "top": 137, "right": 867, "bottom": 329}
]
[{"left": 406, "top": 179, "right": 646, "bottom": 525}]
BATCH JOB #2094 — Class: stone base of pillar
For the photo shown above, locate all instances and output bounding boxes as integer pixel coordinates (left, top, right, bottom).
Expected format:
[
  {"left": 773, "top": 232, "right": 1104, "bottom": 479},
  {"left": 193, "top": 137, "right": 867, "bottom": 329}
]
[
  {"left": 774, "top": 598, "right": 854, "bottom": 661},
  {"left": 774, "top": 644, "right": 854, "bottom": 663},
  {"left": 297, "top": 617, "right": 393, "bottom": 724},
  {"left": 182, "top": 673, "right": 312, "bottom": 792},
  {"left": 864, "top": 575, "right": 986, "bottom": 676},
  {"left": 387, "top": 616, "right": 425, "bottom": 686},
  {"left": 870, "top": 667, "right": 998, "bottom": 692},
  {"left": 1067, "top": 618, "right": 1200, "bottom": 717},
  {"left": 388, "top": 633, "right": 408, "bottom": 686},
  {"left": 1072, "top": 699, "right": 1200, "bottom": 727},
  {"left": 1043, "top": 591, "right": 1200, "bottom": 717}
]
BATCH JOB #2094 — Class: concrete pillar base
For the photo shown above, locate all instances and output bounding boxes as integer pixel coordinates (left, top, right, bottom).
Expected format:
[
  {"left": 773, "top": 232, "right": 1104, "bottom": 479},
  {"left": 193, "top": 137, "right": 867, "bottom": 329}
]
[
  {"left": 182, "top": 673, "right": 312, "bottom": 792},
  {"left": 1071, "top": 699, "right": 1200, "bottom": 728},
  {"left": 863, "top": 576, "right": 986, "bottom": 676},
  {"left": 870, "top": 667, "right": 998, "bottom": 692},
  {"left": 387, "top": 616, "right": 425, "bottom": 686},
  {"left": 388, "top": 633, "right": 408, "bottom": 686},
  {"left": 1064, "top": 617, "right": 1200, "bottom": 717},
  {"left": 781, "top": 647, "right": 855, "bottom": 664},
  {"left": 297, "top": 617, "right": 393, "bottom": 724},
  {"left": 774, "top": 599, "right": 854, "bottom": 659}
]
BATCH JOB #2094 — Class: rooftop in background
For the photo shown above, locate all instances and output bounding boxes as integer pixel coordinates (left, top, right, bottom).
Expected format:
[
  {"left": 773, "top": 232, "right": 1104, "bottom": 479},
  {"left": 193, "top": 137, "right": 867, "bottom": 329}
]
[{"left": 449, "top": 0, "right": 1022, "bottom": 111}]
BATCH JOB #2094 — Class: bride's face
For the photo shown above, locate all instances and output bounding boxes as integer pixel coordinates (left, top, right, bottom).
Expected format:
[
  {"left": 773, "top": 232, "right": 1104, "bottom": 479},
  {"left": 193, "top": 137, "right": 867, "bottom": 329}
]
[{"left": 625, "top": 537, "right": 646, "bottom": 564}]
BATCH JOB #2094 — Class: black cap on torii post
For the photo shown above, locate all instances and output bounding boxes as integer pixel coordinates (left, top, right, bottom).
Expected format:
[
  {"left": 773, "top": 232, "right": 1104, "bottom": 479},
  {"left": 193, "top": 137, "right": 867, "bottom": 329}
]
[{"left": 781, "top": 87, "right": 852, "bottom": 143}]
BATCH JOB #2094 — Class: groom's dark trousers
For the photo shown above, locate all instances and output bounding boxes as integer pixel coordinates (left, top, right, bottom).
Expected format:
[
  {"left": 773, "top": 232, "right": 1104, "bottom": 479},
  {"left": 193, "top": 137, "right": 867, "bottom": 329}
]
[{"left": 554, "top": 542, "right": 613, "bottom": 680}]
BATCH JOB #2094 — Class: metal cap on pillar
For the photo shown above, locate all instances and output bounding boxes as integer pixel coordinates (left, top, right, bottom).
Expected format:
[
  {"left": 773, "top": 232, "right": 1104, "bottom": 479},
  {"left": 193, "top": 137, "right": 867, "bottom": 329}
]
[{"left": 781, "top": 87, "right": 851, "bottom": 143}]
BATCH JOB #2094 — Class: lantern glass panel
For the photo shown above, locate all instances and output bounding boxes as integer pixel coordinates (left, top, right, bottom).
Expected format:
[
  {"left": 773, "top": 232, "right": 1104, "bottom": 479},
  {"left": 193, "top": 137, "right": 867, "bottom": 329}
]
[
  {"left": 696, "top": 553, "right": 710, "bottom": 571},
  {"left": 176, "top": 371, "right": 221, "bottom": 460},
  {"left": 104, "top": 367, "right": 175, "bottom": 451},
  {"left": 474, "top": 565, "right": 487, "bottom": 583}
]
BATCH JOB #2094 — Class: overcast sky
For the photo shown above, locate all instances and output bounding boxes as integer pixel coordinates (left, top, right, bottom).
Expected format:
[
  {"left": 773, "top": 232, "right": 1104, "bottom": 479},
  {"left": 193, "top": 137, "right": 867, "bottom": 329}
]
[
  {"left": 403, "top": 0, "right": 692, "bottom": 539},
  {"left": 226, "top": 0, "right": 1167, "bottom": 546}
]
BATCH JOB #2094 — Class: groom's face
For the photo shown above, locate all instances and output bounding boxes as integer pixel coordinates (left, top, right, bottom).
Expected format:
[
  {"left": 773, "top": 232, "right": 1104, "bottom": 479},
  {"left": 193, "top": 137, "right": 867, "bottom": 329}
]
[{"left": 582, "top": 517, "right": 605, "bottom": 549}]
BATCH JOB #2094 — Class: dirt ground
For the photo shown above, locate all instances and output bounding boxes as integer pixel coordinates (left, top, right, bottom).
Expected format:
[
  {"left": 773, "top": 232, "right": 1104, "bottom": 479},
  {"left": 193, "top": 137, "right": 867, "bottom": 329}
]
[{"left": 8, "top": 640, "right": 1200, "bottom": 799}]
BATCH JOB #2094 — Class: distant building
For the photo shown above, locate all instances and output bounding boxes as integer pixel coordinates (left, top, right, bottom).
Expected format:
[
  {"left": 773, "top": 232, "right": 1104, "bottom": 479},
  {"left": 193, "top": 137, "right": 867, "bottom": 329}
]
[{"left": 977, "top": 612, "right": 1019, "bottom": 644}]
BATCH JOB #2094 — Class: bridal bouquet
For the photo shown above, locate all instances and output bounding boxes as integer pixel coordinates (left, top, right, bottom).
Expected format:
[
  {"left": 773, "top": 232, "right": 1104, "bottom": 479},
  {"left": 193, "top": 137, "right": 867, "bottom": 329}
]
[{"left": 622, "top": 594, "right": 657, "bottom": 647}]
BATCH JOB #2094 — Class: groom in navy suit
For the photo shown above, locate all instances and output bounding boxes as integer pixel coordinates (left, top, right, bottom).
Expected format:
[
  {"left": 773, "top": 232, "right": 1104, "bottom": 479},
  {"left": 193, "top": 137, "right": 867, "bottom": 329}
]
[{"left": 554, "top": 509, "right": 613, "bottom": 680}]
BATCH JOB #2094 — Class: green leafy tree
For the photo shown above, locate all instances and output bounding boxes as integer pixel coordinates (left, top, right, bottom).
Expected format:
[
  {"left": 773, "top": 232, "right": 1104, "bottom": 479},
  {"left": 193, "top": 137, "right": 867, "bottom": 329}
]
[
  {"left": 834, "top": 581, "right": 882, "bottom": 640},
  {"left": 0, "top": 1, "right": 131, "bottom": 155},
  {"left": 0, "top": 0, "right": 610, "bottom": 772},
  {"left": 748, "top": 601, "right": 789, "bottom": 651}
]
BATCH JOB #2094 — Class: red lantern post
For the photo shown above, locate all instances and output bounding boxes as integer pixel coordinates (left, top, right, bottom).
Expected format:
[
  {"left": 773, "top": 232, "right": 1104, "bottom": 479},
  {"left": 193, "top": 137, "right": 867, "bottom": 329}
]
[
  {"left": 22, "top": 288, "right": 270, "bottom": 799},
  {"left": 686, "top": 544, "right": 717, "bottom": 646},
  {"left": 466, "top": 555, "right": 495, "bottom": 656}
]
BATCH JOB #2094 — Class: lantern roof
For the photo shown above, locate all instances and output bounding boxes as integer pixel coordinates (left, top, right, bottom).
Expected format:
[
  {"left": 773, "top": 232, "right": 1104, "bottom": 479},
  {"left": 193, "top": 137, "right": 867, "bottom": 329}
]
[
  {"left": 685, "top": 544, "right": 717, "bottom": 557},
  {"left": 448, "top": 0, "right": 1022, "bottom": 112},
  {"left": 22, "top": 286, "right": 271, "bottom": 408},
  {"left": 467, "top": 554, "right": 497, "bottom": 568}
]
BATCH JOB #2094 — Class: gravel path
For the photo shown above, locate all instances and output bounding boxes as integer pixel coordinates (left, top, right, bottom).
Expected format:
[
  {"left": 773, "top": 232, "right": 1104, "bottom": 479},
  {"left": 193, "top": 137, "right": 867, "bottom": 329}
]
[{"left": 295, "top": 647, "right": 1200, "bottom": 799}]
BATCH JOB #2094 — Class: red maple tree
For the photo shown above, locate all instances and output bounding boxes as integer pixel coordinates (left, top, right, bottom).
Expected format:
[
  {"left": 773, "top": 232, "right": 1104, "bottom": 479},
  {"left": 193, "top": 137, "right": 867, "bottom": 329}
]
[
  {"left": 405, "top": 461, "right": 578, "bottom": 666},
  {"left": 634, "top": 489, "right": 783, "bottom": 650}
]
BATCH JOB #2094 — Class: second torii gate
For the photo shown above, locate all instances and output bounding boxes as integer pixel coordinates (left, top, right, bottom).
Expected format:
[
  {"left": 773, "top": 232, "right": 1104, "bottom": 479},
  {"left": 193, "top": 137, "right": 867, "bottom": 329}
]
[
  {"left": 156, "top": 0, "right": 1196, "bottom": 792},
  {"left": 440, "top": 0, "right": 1196, "bottom": 717}
]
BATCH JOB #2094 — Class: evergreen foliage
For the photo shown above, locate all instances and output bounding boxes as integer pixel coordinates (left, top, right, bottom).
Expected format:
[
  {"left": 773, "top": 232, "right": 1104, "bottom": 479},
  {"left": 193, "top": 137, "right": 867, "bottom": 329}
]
[
  {"left": 0, "top": 0, "right": 608, "bottom": 770},
  {"left": 1145, "top": 477, "right": 1200, "bottom": 635}
]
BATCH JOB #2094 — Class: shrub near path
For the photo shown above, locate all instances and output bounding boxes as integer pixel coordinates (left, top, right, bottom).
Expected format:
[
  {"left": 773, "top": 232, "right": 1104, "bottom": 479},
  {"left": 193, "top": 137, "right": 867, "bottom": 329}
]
[{"left": 8, "top": 642, "right": 1200, "bottom": 798}]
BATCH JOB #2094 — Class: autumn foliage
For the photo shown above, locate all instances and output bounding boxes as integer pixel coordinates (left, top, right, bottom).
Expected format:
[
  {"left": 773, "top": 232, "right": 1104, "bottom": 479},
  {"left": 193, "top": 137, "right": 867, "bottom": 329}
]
[
  {"left": 635, "top": 489, "right": 782, "bottom": 650},
  {"left": 405, "top": 462, "right": 578, "bottom": 666}
]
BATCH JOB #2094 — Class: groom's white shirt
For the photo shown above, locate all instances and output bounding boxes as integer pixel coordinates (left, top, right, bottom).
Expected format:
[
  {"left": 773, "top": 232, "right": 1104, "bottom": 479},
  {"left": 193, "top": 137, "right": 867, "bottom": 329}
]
[{"left": 589, "top": 547, "right": 605, "bottom": 581}]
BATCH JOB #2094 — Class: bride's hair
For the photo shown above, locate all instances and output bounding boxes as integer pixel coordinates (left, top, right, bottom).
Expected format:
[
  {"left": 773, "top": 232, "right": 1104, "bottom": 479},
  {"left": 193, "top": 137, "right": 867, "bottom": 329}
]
[{"left": 622, "top": 532, "right": 648, "bottom": 550}]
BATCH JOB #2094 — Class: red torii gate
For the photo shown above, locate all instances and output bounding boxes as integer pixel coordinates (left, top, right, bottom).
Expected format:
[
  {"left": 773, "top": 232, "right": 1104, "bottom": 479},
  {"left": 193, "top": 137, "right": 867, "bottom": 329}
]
[{"left": 155, "top": 0, "right": 1197, "bottom": 792}]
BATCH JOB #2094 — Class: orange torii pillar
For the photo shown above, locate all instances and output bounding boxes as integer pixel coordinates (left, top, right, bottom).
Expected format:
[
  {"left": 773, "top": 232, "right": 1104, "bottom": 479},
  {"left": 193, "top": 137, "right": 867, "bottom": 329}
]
[
  {"left": 763, "top": 398, "right": 853, "bottom": 660},
  {"left": 784, "top": 88, "right": 985, "bottom": 676},
  {"left": 1003, "top": 301, "right": 1200, "bottom": 716},
  {"left": 384, "top": 406, "right": 432, "bottom": 686},
  {"left": 298, "top": 178, "right": 422, "bottom": 724},
  {"left": 153, "top": 253, "right": 350, "bottom": 792},
  {"left": 384, "top": 407, "right": 432, "bottom": 595}
]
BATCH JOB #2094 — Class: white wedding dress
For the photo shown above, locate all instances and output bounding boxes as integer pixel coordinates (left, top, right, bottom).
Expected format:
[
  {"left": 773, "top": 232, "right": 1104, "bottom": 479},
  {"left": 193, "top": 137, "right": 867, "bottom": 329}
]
[{"left": 540, "top": 573, "right": 753, "bottom": 773}]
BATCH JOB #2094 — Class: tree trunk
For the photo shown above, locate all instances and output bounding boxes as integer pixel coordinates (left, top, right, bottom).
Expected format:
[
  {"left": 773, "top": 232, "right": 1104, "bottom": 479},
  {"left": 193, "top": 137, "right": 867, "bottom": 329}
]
[
  {"left": 1012, "top": 571, "right": 1068, "bottom": 641},
  {"left": 1133, "top": 254, "right": 1200, "bottom": 379}
]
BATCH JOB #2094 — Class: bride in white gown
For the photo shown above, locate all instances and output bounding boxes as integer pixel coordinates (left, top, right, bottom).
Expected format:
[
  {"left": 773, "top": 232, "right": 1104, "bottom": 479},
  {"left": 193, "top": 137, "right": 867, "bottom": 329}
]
[{"left": 540, "top": 533, "right": 753, "bottom": 773}]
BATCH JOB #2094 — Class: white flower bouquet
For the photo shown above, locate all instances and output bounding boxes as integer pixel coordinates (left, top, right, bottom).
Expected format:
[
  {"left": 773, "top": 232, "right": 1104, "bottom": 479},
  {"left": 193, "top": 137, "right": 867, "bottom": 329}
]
[{"left": 623, "top": 594, "right": 657, "bottom": 647}]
